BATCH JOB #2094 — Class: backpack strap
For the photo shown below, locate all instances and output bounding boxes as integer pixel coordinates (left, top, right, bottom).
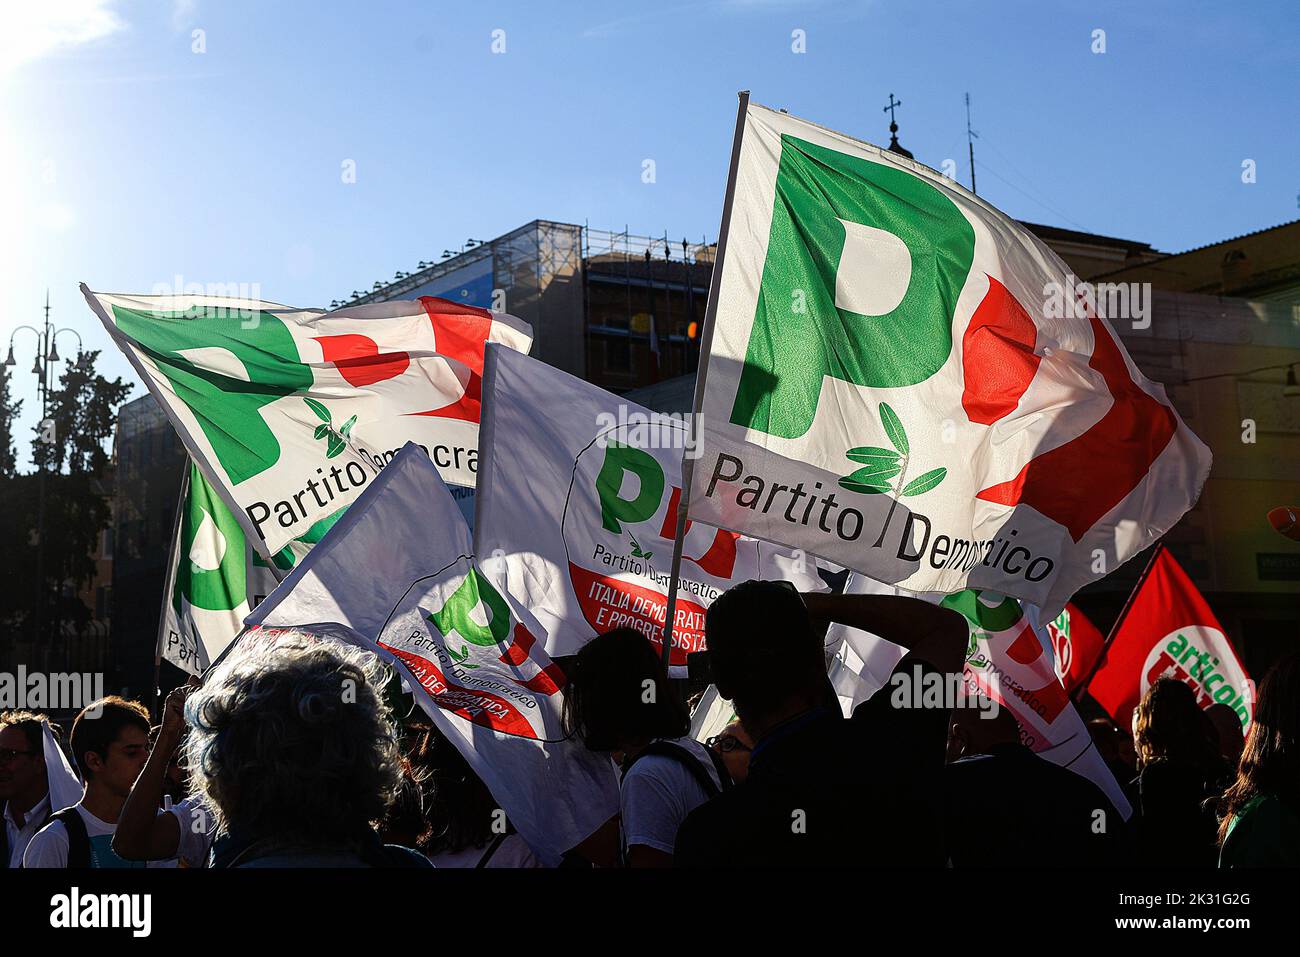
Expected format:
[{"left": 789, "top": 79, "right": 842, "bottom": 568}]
[
  {"left": 623, "top": 740, "right": 732, "bottom": 799},
  {"left": 475, "top": 833, "right": 509, "bottom": 869},
  {"left": 50, "top": 808, "right": 91, "bottom": 869}
]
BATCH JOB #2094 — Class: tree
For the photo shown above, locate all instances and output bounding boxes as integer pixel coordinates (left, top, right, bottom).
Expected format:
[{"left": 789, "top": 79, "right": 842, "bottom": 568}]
[
  {"left": 0, "top": 351, "right": 131, "bottom": 649},
  {"left": 0, "top": 363, "right": 20, "bottom": 478},
  {"left": 31, "top": 349, "right": 130, "bottom": 475}
]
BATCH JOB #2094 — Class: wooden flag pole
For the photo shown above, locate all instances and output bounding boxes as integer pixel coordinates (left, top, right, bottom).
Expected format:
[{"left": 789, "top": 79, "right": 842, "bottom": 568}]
[
  {"left": 660, "top": 90, "right": 750, "bottom": 671},
  {"left": 1071, "top": 541, "right": 1165, "bottom": 706}
]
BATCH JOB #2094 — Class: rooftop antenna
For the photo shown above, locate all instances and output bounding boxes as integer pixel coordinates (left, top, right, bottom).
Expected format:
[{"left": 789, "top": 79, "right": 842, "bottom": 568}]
[{"left": 965, "top": 92, "right": 979, "bottom": 195}]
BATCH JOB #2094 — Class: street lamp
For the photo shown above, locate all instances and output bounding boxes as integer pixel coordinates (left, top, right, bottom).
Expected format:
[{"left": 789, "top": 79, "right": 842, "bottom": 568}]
[{"left": 5, "top": 292, "right": 85, "bottom": 665}]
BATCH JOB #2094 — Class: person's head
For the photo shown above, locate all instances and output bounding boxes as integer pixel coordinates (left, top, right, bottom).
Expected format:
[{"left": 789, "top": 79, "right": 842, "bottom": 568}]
[
  {"left": 1218, "top": 654, "right": 1300, "bottom": 844},
  {"left": 947, "top": 698, "right": 1021, "bottom": 761},
  {"left": 1205, "top": 702, "right": 1246, "bottom": 768},
  {"left": 1133, "top": 678, "right": 1220, "bottom": 771},
  {"left": 184, "top": 633, "right": 403, "bottom": 845},
  {"left": 563, "top": 628, "right": 688, "bottom": 753},
  {"left": 705, "top": 580, "right": 827, "bottom": 730},
  {"left": 395, "top": 723, "right": 502, "bottom": 855},
  {"left": 1087, "top": 717, "right": 1137, "bottom": 773},
  {"left": 707, "top": 719, "right": 754, "bottom": 785},
  {"left": 378, "top": 722, "right": 436, "bottom": 851},
  {"left": 70, "top": 697, "right": 151, "bottom": 799},
  {"left": 0, "top": 711, "right": 52, "bottom": 806}
]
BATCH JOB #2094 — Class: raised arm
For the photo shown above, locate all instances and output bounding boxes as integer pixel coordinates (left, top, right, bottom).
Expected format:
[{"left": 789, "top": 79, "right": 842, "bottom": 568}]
[
  {"left": 801, "top": 591, "right": 967, "bottom": 675},
  {"left": 113, "top": 681, "right": 195, "bottom": 861}
]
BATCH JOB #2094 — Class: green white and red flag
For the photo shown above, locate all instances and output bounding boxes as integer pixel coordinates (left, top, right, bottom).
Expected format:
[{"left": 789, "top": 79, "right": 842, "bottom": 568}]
[
  {"left": 83, "top": 285, "right": 530, "bottom": 558},
  {"left": 244, "top": 444, "right": 619, "bottom": 865},
  {"left": 688, "top": 102, "right": 1211, "bottom": 618},
  {"left": 473, "top": 345, "right": 827, "bottom": 670}
]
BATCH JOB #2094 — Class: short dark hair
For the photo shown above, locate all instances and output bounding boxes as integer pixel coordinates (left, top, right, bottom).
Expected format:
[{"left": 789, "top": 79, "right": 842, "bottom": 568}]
[
  {"left": 563, "top": 628, "right": 689, "bottom": 752},
  {"left": 0, "top": 710, "right": 58, "bottom": 754},
  {"left": 70, "top": 697, "right": 151, "bottom": 780},
  {"left": 705, "top": 580, "right": 825, "bottom": 721}
]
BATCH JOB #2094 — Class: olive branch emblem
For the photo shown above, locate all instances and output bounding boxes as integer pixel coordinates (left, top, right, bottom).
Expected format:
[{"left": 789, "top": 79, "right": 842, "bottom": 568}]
[
  {"left": 445, "top": 643, "right": 480, "bottom": 669},
  {"left": 304, "top": 398, "right": 357, "bottom": 459},
  {"left": 629, "top": 534, "right": 653, "bottom": 560},
  {"left": 838, "top": 402, "right": 947, "bottom": 547}
]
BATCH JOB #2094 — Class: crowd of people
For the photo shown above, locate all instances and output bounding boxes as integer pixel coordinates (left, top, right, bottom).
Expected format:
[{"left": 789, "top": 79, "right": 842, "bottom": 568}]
[{"left": 2, "top": 581, "right": 1297, "bottom": 869}]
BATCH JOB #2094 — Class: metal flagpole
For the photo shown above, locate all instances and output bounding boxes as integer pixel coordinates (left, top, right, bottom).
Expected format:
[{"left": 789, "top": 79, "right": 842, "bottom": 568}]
[
  {"left": 1071, "top": 542, "right": 1165, "bottom": 706},
  {"left": 659, "top": 90, "right": 750, "bottom": 671}
]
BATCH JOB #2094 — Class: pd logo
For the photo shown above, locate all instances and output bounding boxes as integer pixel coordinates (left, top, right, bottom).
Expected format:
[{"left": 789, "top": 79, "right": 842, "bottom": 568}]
[
  {"left": 561, "top": 425, "right": 755, "bottom": 666},
  {"left": 1046, "top": 609, "right": 1073, "bottom": 682},
  {"left": 379, "top": 565, "right": 568, "bottom": 741},
  {"left": 941, "top": 589, "right": 1071, "bottom": 747}
]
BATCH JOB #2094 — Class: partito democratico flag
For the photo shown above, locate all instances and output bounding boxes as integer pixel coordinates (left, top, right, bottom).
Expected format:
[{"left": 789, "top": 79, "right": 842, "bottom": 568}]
[
  {"left": 158, "top": 459, "right": 339, "bottom": 675},
  {"left": 688, "top": 102, "right": 1211, "bottom": 618},
  {"left": 826, "top": 574, "right": 1131, "bottom": 819},
  {"left": 244, "top": 443, "right": 619, "bottom": 866},
  {"left": 82, "top": 285, "right": 531, "bottom": 557},
  {"left": 474, "top": 345, "right": 827, "bottom": 670},
  {"left": 1088, "top": 547, "right": 1253, "bottom": 732}
]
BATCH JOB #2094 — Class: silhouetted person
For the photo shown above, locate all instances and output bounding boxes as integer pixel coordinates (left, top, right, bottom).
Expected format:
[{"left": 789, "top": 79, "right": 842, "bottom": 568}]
[
  {"left": 946, "top": 701, "right": 1122, "bottom": 866},
  {"left": 1205, "top": 702, "right": 1246, "bottom": 772},
  {"left": 674, "top": 581, "right": 966, "bottom": 868},
  {"left": 1088, "top": 717, "right": 1137, "bottom": 788},
  {"left": 565, "top": 628, "right": 727, "bottom": 867},
  {"left": 1218, "top": 653, "right": 1300, "bottom": 867},
  {"left": 1126, "top": 678, "right": 1225, "bottom": 867},
  {"left": 396, "top": 723, "right": 542, "bottom": 868},
  {"left": 185, "top": 633, "right": 429, "bottom": 868}
]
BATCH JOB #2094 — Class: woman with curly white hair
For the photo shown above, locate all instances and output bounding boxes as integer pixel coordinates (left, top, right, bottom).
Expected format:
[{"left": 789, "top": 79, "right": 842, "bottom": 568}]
[{"left": 184, "top": 631, "right": 430, "bottom": 868}]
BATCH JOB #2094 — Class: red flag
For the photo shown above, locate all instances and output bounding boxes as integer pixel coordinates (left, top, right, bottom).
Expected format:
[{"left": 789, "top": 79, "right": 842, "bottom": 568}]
[
  {"left": 1088, "top": 549, "right": 1253, "bottom": 732},
  {"left": 1045, "top": 602, "right": 1106, "bottom": 695}
]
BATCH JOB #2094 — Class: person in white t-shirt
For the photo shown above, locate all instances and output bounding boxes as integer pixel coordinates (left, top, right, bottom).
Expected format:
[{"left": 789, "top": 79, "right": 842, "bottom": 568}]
[
  {"left": 24, "top": 696, "right": 201, "bottom": 869},
  {"left": 564, "top": 628, "right": 729, "bottom": 867}
]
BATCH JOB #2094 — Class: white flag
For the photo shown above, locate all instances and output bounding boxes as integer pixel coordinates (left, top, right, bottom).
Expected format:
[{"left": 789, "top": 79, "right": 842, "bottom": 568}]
[
  {"left": 688, "top": 103, "right": 1210, "bottom": 617},
  {"left": 244, "top": 443, "right": 619, "bottom": 866},
  {"left": 83, "top": 286, "right": 531, "bottom": 557},
  {"left": 474, "top": 345, "right": 827, "bottom": 671}
]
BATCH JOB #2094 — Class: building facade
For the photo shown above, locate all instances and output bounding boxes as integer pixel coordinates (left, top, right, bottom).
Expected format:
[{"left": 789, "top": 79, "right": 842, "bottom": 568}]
[
  {"left": 108, "top": 214, "right": 1299, "bottom": 692},
  {"left": 109, "top": 394, "right": 186, "bottom": 693}
]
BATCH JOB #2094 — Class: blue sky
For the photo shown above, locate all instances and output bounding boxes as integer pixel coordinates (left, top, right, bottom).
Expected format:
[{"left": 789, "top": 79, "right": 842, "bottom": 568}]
[{"left": 3, "top": 0, "right": 1296, "bottom": 467}]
